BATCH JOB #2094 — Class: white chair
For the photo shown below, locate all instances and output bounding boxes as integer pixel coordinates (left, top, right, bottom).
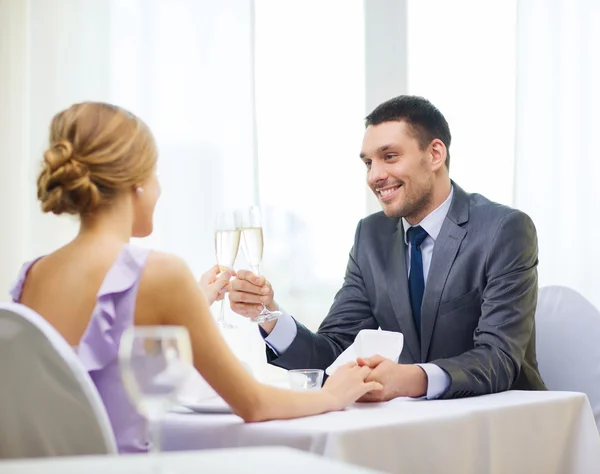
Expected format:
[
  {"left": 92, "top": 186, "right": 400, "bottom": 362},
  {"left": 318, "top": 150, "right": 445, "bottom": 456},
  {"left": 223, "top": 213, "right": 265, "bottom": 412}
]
[
  {"left": 0, "top": 303, "right": 117, "bottom": 459},
  {"left": 535, "top": 286, "right": 600, "bottom": 433}
]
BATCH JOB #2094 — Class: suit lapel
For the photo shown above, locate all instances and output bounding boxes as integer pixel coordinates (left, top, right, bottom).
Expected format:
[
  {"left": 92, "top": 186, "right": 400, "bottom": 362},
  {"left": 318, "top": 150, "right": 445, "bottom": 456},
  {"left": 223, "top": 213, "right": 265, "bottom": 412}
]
[
  {"left": 386, "top": 223, "right": 420, "bottom": 361},
  {"left": 420, "top": 183, "right": 470, "bottom": 361}
]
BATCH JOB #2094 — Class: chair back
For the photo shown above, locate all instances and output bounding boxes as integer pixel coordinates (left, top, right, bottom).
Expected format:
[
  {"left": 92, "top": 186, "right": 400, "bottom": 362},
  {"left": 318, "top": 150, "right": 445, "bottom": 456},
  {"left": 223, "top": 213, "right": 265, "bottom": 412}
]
[
  {"left": 0, "top": 303, "right": 117, "bottom": 458},
  {"left": 536, "top": 286, "right": 600, "bottom": 433}
]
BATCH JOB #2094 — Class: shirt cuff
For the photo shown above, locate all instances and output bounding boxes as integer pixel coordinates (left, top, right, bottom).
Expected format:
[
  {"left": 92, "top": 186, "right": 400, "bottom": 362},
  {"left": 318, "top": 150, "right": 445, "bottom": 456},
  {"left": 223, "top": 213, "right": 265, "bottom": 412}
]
[
  {"left": 259, "top": 308, "right": 297, "bottom": 355},
  {"left": 415, "top": 363, "right": 450, "bottom": 399}
]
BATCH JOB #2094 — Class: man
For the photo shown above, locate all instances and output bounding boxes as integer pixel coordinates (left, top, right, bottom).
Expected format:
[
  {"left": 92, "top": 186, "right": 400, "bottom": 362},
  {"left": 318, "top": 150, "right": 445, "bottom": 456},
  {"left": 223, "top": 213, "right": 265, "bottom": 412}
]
[{"left": 230, "top": 95, "right": 546, "bottom": 400}]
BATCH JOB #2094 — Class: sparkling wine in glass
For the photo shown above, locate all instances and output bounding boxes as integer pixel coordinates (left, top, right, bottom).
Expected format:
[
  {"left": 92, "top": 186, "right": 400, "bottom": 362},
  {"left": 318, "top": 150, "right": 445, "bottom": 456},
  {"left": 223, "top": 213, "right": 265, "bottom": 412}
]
[
  {"left": 119, "top": 326, "right": 192, "bottom": 471},
  {"left": 214, "top": 210, "right": 241, "bottom": 329},
  {"left": 240, "top": 206, "right": 282, "bottom": 323}
]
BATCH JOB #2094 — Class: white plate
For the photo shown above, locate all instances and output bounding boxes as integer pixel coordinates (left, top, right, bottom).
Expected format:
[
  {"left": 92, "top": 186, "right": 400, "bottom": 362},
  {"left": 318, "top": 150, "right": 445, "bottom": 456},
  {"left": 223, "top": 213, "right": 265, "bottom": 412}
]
[{"left": 178, "top": 397, "right": 233, "bottom": 414}]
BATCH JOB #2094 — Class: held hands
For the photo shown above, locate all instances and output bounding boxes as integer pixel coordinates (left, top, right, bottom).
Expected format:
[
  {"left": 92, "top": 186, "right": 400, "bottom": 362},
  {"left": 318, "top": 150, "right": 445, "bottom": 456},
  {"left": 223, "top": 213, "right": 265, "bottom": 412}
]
[
  {"left": 199, "top": 264, "right": 235, "bottom": 306},
  {"left": 321, "top": 362, "right": 383, "bottom": 410},
  {"left": 355, "top": 355, "right": 428, "bottom": 402}
]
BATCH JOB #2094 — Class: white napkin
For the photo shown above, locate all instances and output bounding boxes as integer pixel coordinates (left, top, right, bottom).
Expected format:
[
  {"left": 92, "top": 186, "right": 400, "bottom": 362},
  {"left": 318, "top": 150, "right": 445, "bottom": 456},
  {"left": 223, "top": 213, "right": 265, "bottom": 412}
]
[
  {"left": 175, "top": 362, "right": 254, "bottom": 404},
  {"left": 325, "top": 329, "right": 404, "bottom": 375},
  {"left": 175, "top": 367, "right": 219, "bottom": 404}
]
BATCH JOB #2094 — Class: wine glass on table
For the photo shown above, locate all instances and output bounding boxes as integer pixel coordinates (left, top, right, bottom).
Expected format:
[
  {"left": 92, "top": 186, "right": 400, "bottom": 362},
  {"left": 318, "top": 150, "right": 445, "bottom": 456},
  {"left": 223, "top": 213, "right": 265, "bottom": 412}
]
[
  {"left": 239, "top": 205, "right": 282, "bottom": 323},
  {"left": 214, "top": 210, "right": 241, "bottom": 329},
  {"left": 119, "top": 325, "right": 192, "bottom": 472}
]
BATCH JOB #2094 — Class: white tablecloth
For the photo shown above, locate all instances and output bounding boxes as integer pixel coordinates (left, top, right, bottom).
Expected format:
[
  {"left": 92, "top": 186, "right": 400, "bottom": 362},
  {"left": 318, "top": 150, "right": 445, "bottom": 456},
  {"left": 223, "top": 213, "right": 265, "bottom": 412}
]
[
  {"left": 0, "top": 447, "right": 381, "bottom": 473},
  {"left": 163, "top": 391, "right": 600, "bottom": 474}
]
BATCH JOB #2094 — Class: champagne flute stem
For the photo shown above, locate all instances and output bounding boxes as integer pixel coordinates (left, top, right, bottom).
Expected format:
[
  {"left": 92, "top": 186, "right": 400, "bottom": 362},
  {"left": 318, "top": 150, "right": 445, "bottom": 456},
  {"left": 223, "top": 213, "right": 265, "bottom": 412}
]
[
  {"left": 251, "top": 265, "right": 268, "bottom": 313},
  {"left": 218, "top": 299, "right": 226, "bottom": 324},
  {"left": 251, "top": 263, "right": 261, "bottom": 277},
  {"left": 216, "top": 296, "right": 235, "bottom": 328},
  {"left": 251, "top": 264, "right": 274, "bottom": 318}
]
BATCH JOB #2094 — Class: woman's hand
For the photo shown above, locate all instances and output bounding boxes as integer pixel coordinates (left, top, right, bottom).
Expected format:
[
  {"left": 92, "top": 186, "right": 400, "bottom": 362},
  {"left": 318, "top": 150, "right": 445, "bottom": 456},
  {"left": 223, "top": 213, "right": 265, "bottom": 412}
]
[
  {"left": 199, "top": 264, "right": 235, "bottom": 305},
  {"left": 321, "top": 362, "right": 383, "bottom": 410}
]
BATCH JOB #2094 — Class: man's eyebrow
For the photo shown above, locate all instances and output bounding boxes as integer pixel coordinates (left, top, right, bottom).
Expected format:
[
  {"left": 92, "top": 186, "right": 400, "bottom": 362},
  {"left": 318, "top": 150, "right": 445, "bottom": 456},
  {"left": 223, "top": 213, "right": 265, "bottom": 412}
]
[
  {"left": 377, "top": 144, "right": 393, "bottom": 153},
  {"left": 360, "top": 144, "right": 394, "bottom": 160}
]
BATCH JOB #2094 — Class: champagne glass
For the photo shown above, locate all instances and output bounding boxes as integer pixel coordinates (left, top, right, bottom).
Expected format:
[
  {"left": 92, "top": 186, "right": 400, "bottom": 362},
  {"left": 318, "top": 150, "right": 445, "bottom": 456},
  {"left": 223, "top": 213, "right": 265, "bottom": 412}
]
[
  {"left": 119, "top": 326, "right": 192, "bottom": 470},
  {"left": 214, "top": 210, "right": 241, "bottom": 329},
  {"left": 239, "top": 205, "right": 282, "bottom": 323}
]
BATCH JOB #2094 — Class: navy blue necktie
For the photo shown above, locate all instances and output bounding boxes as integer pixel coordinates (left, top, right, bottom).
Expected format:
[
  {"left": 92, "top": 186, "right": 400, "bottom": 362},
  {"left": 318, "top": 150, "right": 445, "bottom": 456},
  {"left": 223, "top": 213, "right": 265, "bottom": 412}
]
[{"left": 407, "top": 226, "right": 428, "bottom": 337}]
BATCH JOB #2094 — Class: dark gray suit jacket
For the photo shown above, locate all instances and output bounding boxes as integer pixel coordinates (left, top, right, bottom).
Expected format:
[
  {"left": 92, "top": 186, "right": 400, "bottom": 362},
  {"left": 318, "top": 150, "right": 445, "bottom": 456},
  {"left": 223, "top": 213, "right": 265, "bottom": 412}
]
[{"left": 267, "top": 183, "right": 546, "bottom": 398}]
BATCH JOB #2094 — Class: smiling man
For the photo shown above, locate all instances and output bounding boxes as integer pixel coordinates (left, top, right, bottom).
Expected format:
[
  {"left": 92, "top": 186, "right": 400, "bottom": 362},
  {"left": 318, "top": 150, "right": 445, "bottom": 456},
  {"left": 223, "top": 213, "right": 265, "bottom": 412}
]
[{"left": 230, "top": 95, "right": 546, "bottom": 400}]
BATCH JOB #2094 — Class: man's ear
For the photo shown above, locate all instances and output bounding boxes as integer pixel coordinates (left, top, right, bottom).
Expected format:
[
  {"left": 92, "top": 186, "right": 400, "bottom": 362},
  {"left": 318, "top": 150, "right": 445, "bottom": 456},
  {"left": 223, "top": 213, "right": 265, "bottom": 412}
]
[{"left": 430, "top": 139, "right": 447, "bottom": 171}]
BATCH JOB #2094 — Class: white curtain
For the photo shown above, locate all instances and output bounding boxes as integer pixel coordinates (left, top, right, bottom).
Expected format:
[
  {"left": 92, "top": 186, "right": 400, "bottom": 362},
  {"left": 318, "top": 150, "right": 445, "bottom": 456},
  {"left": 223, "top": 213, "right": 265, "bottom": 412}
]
[
  {"left": 1, "top": 0, "right": 255, "bottom": 285},
  {"left": 0, "top": 0, "right": 257, "bottom": 295},
  {"left": 0, "top": 0, "right": 30, "bottom": 300},
  {"left": 0, "top": 0, "right": 111, "bottom": 299},
  {"left": 514, "top": 0, "right": 600, "bottom": 310}
]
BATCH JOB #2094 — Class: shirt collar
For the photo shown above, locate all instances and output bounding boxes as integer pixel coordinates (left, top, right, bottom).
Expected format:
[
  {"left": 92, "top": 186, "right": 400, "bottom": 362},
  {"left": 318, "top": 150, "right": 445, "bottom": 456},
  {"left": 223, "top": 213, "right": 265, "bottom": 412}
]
[{"left": 402, "top": 186, "right": 454, "bottom": 245}]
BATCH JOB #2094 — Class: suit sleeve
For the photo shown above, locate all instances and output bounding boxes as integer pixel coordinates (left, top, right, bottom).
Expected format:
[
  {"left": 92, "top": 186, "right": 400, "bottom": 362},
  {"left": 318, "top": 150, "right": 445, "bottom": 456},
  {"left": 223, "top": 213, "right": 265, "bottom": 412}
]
[
  {"left": 267, "top": 219, "right": 379, "bottom": 371},
  {"left": 432, "top": 210, "right": 539, "bottom": 398}
]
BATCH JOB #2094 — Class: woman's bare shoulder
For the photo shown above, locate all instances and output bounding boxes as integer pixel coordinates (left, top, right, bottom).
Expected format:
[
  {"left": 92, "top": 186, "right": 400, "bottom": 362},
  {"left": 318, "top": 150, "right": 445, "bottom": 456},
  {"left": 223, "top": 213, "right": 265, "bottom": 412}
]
[
  {"left": 140, "top": 250, "right": 198, "bottom": 295},
  {"left": 136, "top": 248, "right": 213, "bottom": 329}
]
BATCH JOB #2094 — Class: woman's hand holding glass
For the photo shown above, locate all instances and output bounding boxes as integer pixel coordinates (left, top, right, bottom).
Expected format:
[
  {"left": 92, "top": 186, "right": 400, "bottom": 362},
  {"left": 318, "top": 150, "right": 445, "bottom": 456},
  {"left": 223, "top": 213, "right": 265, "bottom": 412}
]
[
  {"left": 214, "top": 210, "right": 241, "bottom": 329},
  {"left": 199, "top": 264, "right": 235, "bottom": 306}
]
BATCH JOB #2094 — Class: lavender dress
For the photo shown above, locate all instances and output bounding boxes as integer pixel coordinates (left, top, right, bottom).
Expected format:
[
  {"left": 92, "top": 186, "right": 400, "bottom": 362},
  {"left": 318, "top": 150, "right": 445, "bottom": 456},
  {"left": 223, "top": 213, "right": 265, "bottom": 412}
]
[{"left": 10, "top": 244, "right": 151, "bottom": 454}]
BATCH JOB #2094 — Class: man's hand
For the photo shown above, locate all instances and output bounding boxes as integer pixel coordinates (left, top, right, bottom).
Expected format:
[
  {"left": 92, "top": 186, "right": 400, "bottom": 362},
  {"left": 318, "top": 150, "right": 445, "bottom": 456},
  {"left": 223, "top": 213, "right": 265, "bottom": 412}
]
[
  {"left": 199, "top": 264, "right": 234, "bottom": 305},
  {"left": 356, "top": 355, "right": 428, "bottom": 402},
  {"left": 229, "top": 270, "right": 279, "bottom": 333}
]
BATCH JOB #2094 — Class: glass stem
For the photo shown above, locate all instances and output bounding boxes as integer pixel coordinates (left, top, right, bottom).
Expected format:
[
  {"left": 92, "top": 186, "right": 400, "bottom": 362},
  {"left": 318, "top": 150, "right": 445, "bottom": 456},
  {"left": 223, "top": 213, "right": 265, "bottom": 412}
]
[
  {"left": 251, "top": 264, "right": 268, "bottom": 313},
  {"left": 218, "top": 299, "right": 226, "bottom": 323},
  {"left": 149, "top": 413, "right": 161, "bottom": 455},
  {"left": 147, "top": 409, "right": 167, "bottom": 474},
  {"left": 252, "top": 263, "right": 261, "bottom": 277}
]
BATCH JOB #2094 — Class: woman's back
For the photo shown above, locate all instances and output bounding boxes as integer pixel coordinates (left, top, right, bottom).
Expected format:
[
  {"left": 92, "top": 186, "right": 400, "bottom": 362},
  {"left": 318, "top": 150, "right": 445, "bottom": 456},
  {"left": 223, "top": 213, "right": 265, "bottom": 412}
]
[
  {"left": 12, "top": 242, "right": 152, "bottom": 453},
  {"left": 17, "top": 242, "right": 124, "bottom": 345}
]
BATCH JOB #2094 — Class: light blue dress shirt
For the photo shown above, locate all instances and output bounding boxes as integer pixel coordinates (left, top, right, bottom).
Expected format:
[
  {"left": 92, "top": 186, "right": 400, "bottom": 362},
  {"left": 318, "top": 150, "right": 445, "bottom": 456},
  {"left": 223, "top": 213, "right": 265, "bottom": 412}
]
[{"left": 264, "top": 187, "right": 455, "bottom": 399}]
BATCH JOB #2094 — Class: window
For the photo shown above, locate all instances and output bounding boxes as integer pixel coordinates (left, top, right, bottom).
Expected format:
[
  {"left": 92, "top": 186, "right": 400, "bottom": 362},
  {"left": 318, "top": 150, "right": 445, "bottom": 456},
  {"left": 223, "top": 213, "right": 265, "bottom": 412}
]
[
  {"left": 407, "top": 0, "right": 517, "bottom": 206},
  {"left": 254, "top": 0, "right": 366, "bottom": 330}
]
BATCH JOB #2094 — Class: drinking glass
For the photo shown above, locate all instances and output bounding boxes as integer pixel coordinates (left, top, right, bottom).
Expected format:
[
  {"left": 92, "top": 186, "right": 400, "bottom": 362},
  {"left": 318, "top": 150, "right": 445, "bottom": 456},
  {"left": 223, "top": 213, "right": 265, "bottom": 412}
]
[
  {"left": 239, "top": 205, "right": 282, "bottom": 323},
  {"left": 214, "top": 210, "right": 241, "bottom": 329},
  {"left": 119, "top": 326, "right": 192, "bottom": 470},
  {"left": 288, "top": 369, "right": 324, "bottom": 390}
]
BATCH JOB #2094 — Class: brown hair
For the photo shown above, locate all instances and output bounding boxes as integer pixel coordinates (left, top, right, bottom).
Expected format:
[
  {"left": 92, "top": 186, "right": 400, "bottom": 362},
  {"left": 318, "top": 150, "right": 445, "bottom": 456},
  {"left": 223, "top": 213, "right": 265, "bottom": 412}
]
[{"left": 37, "top": 102, "right": 157, "bottom": 216}]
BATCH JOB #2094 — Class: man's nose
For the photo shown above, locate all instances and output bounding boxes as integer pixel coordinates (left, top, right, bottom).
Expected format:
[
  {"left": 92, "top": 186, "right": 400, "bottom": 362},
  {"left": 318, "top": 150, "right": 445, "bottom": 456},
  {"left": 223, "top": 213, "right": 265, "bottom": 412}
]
[{"left": 368, "top": 159, "right": 388, "bottom": 186}]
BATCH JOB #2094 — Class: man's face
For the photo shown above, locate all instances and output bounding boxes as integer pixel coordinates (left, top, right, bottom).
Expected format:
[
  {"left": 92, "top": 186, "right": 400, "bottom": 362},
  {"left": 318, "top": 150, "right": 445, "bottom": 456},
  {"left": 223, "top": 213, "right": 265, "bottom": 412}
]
[{"left": 360, "top": 121, "right": 435, "bottom": 221}]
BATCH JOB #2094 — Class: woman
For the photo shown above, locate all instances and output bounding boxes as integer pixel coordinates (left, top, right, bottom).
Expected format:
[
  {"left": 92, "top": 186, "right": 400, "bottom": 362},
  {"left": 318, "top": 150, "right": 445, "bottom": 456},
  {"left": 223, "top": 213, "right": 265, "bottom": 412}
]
[{"left": 10, "top": 102, "right": 381, "bottom": 454}]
